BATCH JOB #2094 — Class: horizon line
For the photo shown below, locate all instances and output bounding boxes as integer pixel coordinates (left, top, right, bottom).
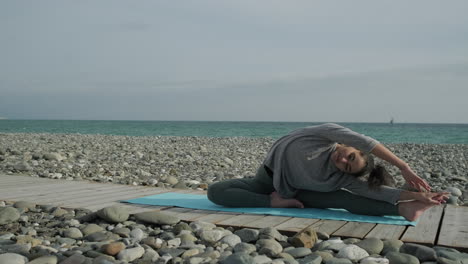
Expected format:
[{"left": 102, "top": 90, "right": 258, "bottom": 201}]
[{"left": 1, "top": 118, "right": 467, "bottom": 125}]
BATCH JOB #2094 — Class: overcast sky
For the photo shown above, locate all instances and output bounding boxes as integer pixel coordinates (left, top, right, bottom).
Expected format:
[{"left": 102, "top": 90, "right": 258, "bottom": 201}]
[{"left": 1, "top": 0, "right": 467, "bottom": 123}]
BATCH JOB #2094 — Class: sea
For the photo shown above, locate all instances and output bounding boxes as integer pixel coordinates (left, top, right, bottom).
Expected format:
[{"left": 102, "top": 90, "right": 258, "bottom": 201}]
[{"left": 0, "top": 120, "right": 467, "bottom": 144}]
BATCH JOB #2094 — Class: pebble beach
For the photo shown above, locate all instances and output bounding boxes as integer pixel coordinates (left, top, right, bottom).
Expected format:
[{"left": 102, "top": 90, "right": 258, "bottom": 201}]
[{"left": 1, "top": 133, "right": 467, "bottom": 264}]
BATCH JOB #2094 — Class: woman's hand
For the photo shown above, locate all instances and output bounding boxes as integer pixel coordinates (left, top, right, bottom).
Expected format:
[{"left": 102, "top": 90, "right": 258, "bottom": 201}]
[
  {"left": 412, "top": 191, "right": 450, "bottom": 205},
  {"left": 370, "top": 144, "right": 432, "bottom": 192},
  {"left": 400, "top": 165, "right": 431, "bottom": 192}
]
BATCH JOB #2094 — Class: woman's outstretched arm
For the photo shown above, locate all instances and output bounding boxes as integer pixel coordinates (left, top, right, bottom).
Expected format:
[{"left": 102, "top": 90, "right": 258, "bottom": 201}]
[{"left": 371, "top": 143, "right": 431, "bottom": 192}]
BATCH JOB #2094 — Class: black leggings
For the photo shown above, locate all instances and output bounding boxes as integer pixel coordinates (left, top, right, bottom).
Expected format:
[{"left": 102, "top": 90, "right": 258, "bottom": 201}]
[{"left": 207, "top": 166, "right": 399, "bottom": 216}]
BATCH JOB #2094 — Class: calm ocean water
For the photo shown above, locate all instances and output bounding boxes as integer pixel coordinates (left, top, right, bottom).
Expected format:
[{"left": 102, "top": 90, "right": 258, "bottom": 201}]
[{"left": 0, "top": 120, "right": 467, "bottom": 144}]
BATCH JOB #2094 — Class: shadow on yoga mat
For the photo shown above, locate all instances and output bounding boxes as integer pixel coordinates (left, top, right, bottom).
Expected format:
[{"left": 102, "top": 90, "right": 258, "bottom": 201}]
[{"left": 123, "top": 192, "right": 416, "bottom": 226}]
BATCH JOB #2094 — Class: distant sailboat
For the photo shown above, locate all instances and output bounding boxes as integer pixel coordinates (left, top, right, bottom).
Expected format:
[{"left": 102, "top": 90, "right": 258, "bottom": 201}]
[{"left": 390, "top": 117, "right": 394, "bottom": 125}]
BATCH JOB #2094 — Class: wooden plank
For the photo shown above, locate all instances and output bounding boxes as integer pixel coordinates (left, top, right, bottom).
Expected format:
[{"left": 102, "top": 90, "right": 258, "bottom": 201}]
[
  {"left": 29, "top": 185, "right": 150, "bottom": 204},
  {"left": 192, "top": 212, "right": 239, "bottom": 224},
  {"left": 333, "top": 222, "right": 376, "bottom": 239},
  {"left": 66, "top": 188, "right": 170, "bottom": 208},
  {"left": 245, "top": 215, "right": 291, "bottom": 229},
  {"left": 160, "top": 207, "right": 194, "bottom": 215},
  {"left": 216, "top": 214, "right": 266, "bottom": 227},
  {"left": 5, "top": 184, "right": 141, "bottom": 205},
  {"left": 0, "top": 175, "right": 49, "bottom": 181},
  {"left": 2, "top": 184, "right": 132, "bottom": 201},
  {"left": 0, "top": 182, "right": 82, "bottom": 197},
  {"left": 275, "top": 217, "right": 321, "bottom": 233},
  {"left": 437, "top": 205, "right": 468, "bottom": 249},
  {"left": 0, "top": 178, "right": 56, "bottom": 185},
  {"left": 172, "top": 210, "right": 222, "bottom": 221},
  {"left": 77, "top": 188, "right": 172, "bottom": 209},
  {"left": 400, "top": 205, "right": 444, "bottom": 245},
  {"left": 165, "top": 210, "right": 209, "bottom": 221},
  {"left": 84, "top": 202, "right": 167, "bottom": 212},
  {"left": 83, "top": 202, "right": 156, "bottom": 214},
  {"left": 365, "top": 224, "right": 407, "bottom": 240},
  {"left": 309, "top": 220, "right": 347, "bottom": 235},
  {"left": 0, "top": 181, "right": 74, "bottom": 189},
  {"left": 0, "top": 180, "right": 118, "bottom": 197}
]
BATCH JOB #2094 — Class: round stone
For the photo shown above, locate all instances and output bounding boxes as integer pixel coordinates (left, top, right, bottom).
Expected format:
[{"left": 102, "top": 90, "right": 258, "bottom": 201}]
[
  {"left": 336, "top": 245, "right": 369, "bottom": 262},
  {"left": 283, "top": 247, "right": 312, "bottom": 258},
  {"left": 0, "top": 253, "right": 28, "bottom": 264},
  {"left": 102, "top": 242, "right": 126, "bottom": 256},
  {"left": 400, "top": 243, "right": 437, "bottom": 262},
  {"left": 445, "top": 187, "right": 462, "bottom": 197},
  {"left": 233, "top": 242, "right": 257, "bottom": 254},
  {"left": 133, "top": 211, "right": 180, "bottom": 225},
  {"left": 27, "top": 255, "right": 58, "bottom": 264},
  {"left": 259, "top": 227, "right": 287, "bottom": 242},
  {"left": 13, "top": 201, "right": 36, "bottom": 211},
  {"left": 447, "top": 195, "right": 459, "bottom": 205},
  {"left": 117, "top": 246, "right": 145, "bottom": 262},
  {"left": 360, "top": 256, "right": 389, "bottom": 264},
  {"left": 355, "top": 237, "right": 384, "bottom": 255},
  {"left": 234, "top": 228, "right": 259, "bottom": 243},
  {"left": 199, "top": 229, "right": 225, "bottom": 244},
  {"left": 63, "top": 227, "right": 83, "bottom": 239},
  {"left": 173, "top": 222, "right": 192, "bottom": 234},
  {"left": 256, "top": 239, "right": 283, "bottom": 257},
  {"left": 220, "top": 234, "right": 242, "bottom": 247},
  {"left": 189, "top": 221, "right": 216, "bottom": 232},
  {"left": 0, "top": 207, "right": 20, "bottom": 224},
  {"left": 112, "top": 227, "right": 131, "bottom": 238},
  {"left": 81, "top": 224, "right": 105, "bottom": 236},
  {"left": 141, "top": 237, "right": 163, "bottom": 249},
  {"left": 381, "top": 239, "right": 403, "bottom": 255},
  {"left": 129, "top": 228, "right": 145, "bottom": 241},
  {"left": 96, "top": 206, "right": 129, "bottom": 223},
  {"left": 385, "top": 252, "right": 420, "bottom": 264},
  {"left": 43, "top": 153, "right": 63, "bottom": 161},
  {"left": 324, "top": 257, "right": 353, "bottom": 264},
  {"left": 222, "top": 252, "right": 255, "bottom": 264}
]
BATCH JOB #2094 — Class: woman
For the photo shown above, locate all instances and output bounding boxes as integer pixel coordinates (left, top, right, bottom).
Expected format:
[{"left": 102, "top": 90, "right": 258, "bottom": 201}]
[{"left": 208, "top": 123, "right": 448, "bottom": 221}]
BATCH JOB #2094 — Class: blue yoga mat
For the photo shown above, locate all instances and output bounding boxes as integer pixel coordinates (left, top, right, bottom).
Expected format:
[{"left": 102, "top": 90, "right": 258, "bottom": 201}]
[{"left": 123, "top": 192, "right": 416, "bottom": 226}]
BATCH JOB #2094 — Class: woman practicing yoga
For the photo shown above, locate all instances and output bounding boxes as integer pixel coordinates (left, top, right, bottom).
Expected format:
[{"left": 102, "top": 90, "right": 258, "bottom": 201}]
[{"left": 208, "top": 123, "right": 448, "bottom": 221}]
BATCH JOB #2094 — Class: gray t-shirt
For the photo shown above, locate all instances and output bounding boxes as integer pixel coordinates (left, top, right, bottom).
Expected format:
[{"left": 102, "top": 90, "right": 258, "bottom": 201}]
[{"left": 263, "top": 123, "right": 402, "bottom": 204}]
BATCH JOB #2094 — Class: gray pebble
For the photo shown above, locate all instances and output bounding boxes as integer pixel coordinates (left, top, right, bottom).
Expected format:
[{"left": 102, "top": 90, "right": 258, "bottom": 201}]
[
  {"left": 324, "top": 257, "right": 353, "bottom": 264},
  {"left": 385, "top": 251, "right": 420, "bottom": 264},
  {"left": 400, "top": 243, "right": 437, "bottom": 262},
  {"left": 96, "top": 206, "right": 129, "bottom": 223},
  {"left": 256, "top": 239, "right": 283, "bottom": 257},
  {"left": 0, "top": 207, "right": 20, "bottom": 224},
  {"left": 336, "top": 245, "right": 369, "bottom": 262},
  {"left": 220, "top": 234, "right": 242, "bottom": 247},
  {"left": 0, "top": 253, "right": 28, "bottom": 264},
  {"left": 233, "top": 242, "right": 257, "bottom": 254},
  {"left": 355, "top": 237, "right": 384, "bottom": 255},
  {"left": 133, "top": 211, "right": 180, "bottom": 225},
  {"left": 283, "top": 247, "right": 312, "bottom": 258},
  {"left": 221, "top": 252, "right": 255, "bottom": 264},
  {"left": 234, "top": 228, "right": 259, "bottom": 243},
  {"left": 63, "top": 227, "right": 83, "bottom": 239},
  {"left": 117, "top": 246, "right": 145, "bottom": 262}
]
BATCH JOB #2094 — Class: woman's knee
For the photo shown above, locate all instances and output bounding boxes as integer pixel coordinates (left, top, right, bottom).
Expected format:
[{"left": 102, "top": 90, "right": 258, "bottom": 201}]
[{"left": 207, "top": 181, "right": 226, "bottom": 204}]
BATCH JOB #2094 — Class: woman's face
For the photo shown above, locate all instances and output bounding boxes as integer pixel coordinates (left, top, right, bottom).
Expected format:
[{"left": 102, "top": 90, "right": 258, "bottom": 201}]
[{"left": 331, "top": 144, "right": 367, "bottom": 174}]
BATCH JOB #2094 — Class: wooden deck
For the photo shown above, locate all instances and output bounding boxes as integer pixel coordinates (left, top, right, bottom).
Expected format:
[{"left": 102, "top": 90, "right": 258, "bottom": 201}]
[{"left": 1, "top": 174, "right": 467, "bottom": 251}]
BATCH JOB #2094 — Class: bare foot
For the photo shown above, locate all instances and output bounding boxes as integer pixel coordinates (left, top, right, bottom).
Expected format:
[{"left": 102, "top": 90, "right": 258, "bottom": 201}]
[
  {"left": 270, "top": 192, "right": 304, "bottom": 208},
  {"left": 398, "top": 201, "right": 436, "bottom": 221}
]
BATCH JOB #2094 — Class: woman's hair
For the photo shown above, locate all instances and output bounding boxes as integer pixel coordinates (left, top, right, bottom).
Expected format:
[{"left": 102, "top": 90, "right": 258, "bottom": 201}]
[{"left": 353, "top": 153, "right": 394, "bottom": 189}]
